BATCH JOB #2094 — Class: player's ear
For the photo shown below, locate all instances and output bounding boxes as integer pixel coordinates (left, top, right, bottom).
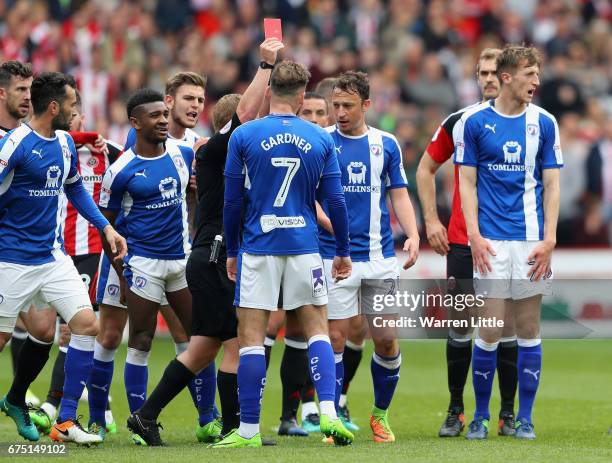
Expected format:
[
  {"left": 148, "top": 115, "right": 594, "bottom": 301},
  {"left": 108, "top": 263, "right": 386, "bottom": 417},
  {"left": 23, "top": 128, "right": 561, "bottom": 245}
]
[
  {"left": 49, "top": 100, "right": 60, "bottom": 117},
  {"left": 164, "top": 94, "right": 174, "bottom": 110},
  {"left": 129, "top": 115, "right": 141, "bottom": 130},
  {"left": 362, "top": 98, "right": 371, "bottom": 112},
  {"left": 264, "top": 86, "right": 271, "bottom": 100},
  {"left": 0, "top": 87, "right": 6, "bottom": 100}
]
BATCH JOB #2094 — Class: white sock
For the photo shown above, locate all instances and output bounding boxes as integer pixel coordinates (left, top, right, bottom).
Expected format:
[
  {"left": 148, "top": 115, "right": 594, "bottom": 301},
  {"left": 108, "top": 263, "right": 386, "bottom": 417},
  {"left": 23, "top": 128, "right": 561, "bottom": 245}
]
[
  {"left": 319, "top": 400, "right": 337, "bottom": 420},
  {"left": 301, "top": 401, "right": 319, "bottom": 421},
  {"left": 238, "top": 421, "right": 259, "bottom": 439},
  {"left": 338, "top": 394, "right": 347, "bottom": 408},
  {"left": 41, "top": 402, "right": 57, "bottom": 420},
  {"left": 105, "top": 410, "right": 114, "bottom": 425}
]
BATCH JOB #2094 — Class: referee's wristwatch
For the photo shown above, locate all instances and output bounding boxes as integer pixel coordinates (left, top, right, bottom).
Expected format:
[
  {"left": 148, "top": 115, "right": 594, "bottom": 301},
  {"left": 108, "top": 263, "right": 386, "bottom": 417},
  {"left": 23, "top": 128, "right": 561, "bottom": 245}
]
[{"left": 260, "top": 61, "right": 275, "bottom": 70}]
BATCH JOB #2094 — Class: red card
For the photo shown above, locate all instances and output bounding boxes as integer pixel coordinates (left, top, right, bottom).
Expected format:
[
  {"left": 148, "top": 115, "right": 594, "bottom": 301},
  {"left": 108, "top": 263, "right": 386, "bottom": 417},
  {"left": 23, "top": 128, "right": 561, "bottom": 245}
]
[{"left": 264, "top": 18, "right": 282, "bottom": 41}]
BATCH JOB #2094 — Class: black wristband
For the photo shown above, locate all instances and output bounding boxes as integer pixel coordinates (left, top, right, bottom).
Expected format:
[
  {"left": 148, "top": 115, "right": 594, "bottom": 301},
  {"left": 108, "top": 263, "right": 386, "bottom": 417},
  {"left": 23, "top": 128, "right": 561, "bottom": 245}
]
[{"left": 260, "top": 61, "right": 275, "bottom": 70}]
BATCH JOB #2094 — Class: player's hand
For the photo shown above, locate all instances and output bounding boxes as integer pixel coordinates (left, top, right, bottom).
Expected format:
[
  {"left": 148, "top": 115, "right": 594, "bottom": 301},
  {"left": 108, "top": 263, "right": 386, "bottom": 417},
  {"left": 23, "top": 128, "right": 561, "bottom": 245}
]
[
  {"left": 425, "top": 219, "right": 449, "bottom": 255},
  {"left": 103, "top": 225, "right": 128, "bottom": 261},
  {"left": 527, "top": 239, "right": 555, "bottom": 282},
  {"left": 226, "top": 257, "right": 238, "bottom": 282},
  {"left": 193, "top": 136, "right": 209, "bottom": 152},
  {"left": 332, "top": 256, "right": 352, "bottom": 282},
  {"left": 260, "top": 38, "right": 284, "bottom": 65},
  {"left": 470, "top": 234, "right": 495, "bottom": 275},
  {"left": 402, "top": 235, "right": 420, "bottom": 269},
  {"left": 93, "top": 134, "right": 109, "bottom": 155}
]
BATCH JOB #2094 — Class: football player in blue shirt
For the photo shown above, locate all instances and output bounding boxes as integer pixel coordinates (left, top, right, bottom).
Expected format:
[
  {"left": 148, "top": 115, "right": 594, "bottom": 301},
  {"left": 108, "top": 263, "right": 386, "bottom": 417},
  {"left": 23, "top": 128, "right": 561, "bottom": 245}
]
[
  {"left": 455, "top": 45, "right": 562, "bottom": 440},
  {"left": 319, "top": 71, "right": 420, "bottom": 443},
  {"left": 99, "top": 89, "right": 194, "bottom": 444},
  {"left": 212, "top": 60, "right": 353, "bottom": 448},
  {"left": 0, "top": 72, "right": 125, "bottom": 445}
]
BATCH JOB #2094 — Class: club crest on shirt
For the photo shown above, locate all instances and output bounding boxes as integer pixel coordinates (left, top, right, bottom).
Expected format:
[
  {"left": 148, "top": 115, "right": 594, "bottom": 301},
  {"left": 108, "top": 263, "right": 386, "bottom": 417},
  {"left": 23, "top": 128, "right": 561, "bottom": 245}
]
[
  {"left": 527, "top": 124, "right": 539, "bottom": 137},
  {"left": 62, "top": 145, "right": 71, "bottom": 159},
  {"left": 311, "top": 266, "right": 326, "bottom": 298},
  {"left": 87, "top": 157, "right": 99, "bottom": 167},
  {"left": 173, "top": 155, "right": 184, "bottom": 169},
  {"left": 370, "top": 143, "right": 383, "bottom": 156}
]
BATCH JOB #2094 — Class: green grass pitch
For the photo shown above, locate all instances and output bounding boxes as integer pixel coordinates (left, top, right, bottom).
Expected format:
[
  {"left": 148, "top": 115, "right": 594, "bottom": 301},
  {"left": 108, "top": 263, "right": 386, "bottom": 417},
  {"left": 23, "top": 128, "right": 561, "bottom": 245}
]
[{"left": 1, "top": 339, "right": 611, "bottom": 462}]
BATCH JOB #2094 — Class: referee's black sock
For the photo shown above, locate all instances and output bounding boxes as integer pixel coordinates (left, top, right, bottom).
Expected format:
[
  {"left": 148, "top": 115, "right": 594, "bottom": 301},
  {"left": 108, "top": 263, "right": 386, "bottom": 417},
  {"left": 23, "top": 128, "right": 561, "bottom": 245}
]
[
  {"left": 280, "top": 343, "right": 309, "bottom": 421},
  {"left": 497, "top": 338, "right": 518, "bottom": 416},
  {"left": 264, "top": 335, "right": 276, "bottom": 371},
  {"left": 7, "top": 335, "right": 52, "bottom": 405},
  {"left": 341, "top": 342, "right": 363, "bottom": 395},
  {"left": 10, "top": 328, "right": 28, "bottom": 376},
  {"left": 446, "top": 336, "right": 472, "bottom": 411},
  {"left": 217, "top": 370, "right": 239, "bottom": 435},
  {"left": 139, "top": 359, "right": 193, "bottom": 421},
  {"left": 46, "top": 349, "right": 66, "bottom": 408}
]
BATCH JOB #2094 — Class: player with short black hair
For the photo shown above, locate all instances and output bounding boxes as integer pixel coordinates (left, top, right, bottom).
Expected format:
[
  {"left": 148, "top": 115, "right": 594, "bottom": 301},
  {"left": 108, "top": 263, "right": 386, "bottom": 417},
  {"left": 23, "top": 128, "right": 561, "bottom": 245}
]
[
  {"left": 126, "top": 38, "right": 284, "bottom": 447},
  {"left": 0, "top": 71, "right": 125, "bottom": 445},
  {"left": 99, "top": 88, "right": 195, "bottom": 445}
]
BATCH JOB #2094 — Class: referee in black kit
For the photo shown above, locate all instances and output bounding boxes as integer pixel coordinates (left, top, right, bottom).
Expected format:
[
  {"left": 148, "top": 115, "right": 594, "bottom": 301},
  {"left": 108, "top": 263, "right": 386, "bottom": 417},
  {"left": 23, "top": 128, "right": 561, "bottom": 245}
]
[{"left": 125, "top": 38, "right": 284, "bottom": 447}]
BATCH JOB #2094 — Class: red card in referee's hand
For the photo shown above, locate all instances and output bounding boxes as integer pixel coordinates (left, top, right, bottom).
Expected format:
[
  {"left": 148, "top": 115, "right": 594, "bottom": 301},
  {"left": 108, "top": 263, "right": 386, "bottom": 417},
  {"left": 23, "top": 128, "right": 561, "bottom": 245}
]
[{"left": 264, "top": 18, "right": 282, "bottom": 41}]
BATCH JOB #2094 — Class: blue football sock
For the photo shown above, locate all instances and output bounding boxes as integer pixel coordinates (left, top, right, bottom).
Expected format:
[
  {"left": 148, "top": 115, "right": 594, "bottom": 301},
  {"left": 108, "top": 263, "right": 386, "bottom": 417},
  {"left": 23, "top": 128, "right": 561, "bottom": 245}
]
[
  {"left": 472, "top": 340, "right": 498, "bottom": 421},
  {"left": 237, "top": 346, "right": 266, "bottom": 428},
  {"left": 58, "top": 335, "right": 95, "bottom": 423},
  {"left": 371, "top": 352, "right": 401, "bottom": 411},
  {"left": 195, "top": 362, "right": 217, "bottom": 426},
  {"left": 517, "top": 341, "right": 542, "bottom": 423},
  {"left": 124, "top": 348, "right": 150, "bottom": 413},
  {"left": 334, "top": 352, "right": 344, "bottom": 411},
  {"left": 87, "top": 342, "right": 116, "bottom": 426},
  {"left": 307, "top": 335, "right": 336, "bottom": 418}
]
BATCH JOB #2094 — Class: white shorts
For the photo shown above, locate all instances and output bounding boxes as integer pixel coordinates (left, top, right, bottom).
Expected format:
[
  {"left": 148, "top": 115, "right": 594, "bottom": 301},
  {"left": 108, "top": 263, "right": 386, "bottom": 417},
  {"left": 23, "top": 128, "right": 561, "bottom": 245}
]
[
  {"left": 236, "top": 253, "right": 327, "bottom": 310},
  {"left": 474, "top": 239, "right": 553, "bottom": 300},
  {"left": 0, "top": 254, "right": 92, "bottom": 332},
  {"left": 124, "top": 255, "right": 187, "bottom": 304},
  {"left": 96, "top": 254, "right": 169, "bottom": 309},
  {"left": 324, "top": 257, "right": 399, "bottom": 320}
]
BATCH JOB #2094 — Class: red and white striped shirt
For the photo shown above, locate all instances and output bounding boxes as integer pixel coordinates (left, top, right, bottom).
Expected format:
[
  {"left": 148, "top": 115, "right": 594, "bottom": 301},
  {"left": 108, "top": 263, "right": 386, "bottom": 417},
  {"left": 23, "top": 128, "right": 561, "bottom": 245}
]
[{"left": 62, "top": 140, "right": 121, "bottom": 256}]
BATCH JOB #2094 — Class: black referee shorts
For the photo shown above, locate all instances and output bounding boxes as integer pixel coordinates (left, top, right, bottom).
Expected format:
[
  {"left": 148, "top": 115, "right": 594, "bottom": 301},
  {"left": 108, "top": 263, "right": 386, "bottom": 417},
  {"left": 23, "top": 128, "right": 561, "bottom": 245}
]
[
  {"left": 446, "top": 243, "right": 474, "bottom": 295},
  {"left": 71, "top": 253, "right": 101, "bottom": 312},
  {"left": 186, "top": 246, "right": 237, "bottom": 341}
]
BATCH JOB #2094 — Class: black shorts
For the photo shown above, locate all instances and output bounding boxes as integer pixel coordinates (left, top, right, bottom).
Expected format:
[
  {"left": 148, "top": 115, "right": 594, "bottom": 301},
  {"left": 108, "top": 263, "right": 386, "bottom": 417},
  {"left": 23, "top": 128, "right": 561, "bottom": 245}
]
[
  {"left": 186, "top": 246, "right": 237, "bottom": 341},
  {"left": 446, "top": 244, "right": 473, "bottom": 295},
  {"left": 71, "top": 253, "right": 101, "bottom": 312}
]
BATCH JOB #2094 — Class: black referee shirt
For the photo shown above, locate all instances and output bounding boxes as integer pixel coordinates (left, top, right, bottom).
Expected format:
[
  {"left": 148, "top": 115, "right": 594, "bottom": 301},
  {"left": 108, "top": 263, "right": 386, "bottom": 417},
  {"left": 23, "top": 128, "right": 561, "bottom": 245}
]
[{"left": 192, "top": 112, "right": 242, "bottom": 249}]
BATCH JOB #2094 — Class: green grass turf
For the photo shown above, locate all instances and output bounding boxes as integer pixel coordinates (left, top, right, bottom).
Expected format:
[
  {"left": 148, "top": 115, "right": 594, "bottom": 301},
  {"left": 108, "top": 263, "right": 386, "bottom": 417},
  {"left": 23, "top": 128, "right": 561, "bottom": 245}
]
[{"left": 1, "top": 339, "right": 611, "bottom": 462}]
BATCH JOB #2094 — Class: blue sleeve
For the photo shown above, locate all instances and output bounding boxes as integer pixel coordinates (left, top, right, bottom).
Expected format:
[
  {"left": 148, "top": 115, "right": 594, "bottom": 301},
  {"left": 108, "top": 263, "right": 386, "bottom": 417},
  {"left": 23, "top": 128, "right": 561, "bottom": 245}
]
[
  {"left": 385, "top": 136, "right": 409, "bottom": 188},
  {"left": 223, "top": 175, "right": 244, "bottom": 258},
  {"left": 65, "top": 177, "right": 110, "bottom": 230},
  {"left": 0, "top": 137, "right": 24, "bottom": 183},
  {"left": 321, "top": 135, "right": 341, "bottom": 178},
  {"left": 541, "top": 114, "right": 563, "bottom": 168},
  {"left": 124, "top": 128, "right": 136, "bottom": 151},
  {"left": 224, "top": 129, "right": 245, "bottom": 178},
  {"left": 99, "top": 167, "right": 128, "bottom": 211},
  {"left": 317, "top": 175, "right": 349, "bottom": 257},
  {"left": 454, "top": 116, "right": 478, "bottom": 166}
]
